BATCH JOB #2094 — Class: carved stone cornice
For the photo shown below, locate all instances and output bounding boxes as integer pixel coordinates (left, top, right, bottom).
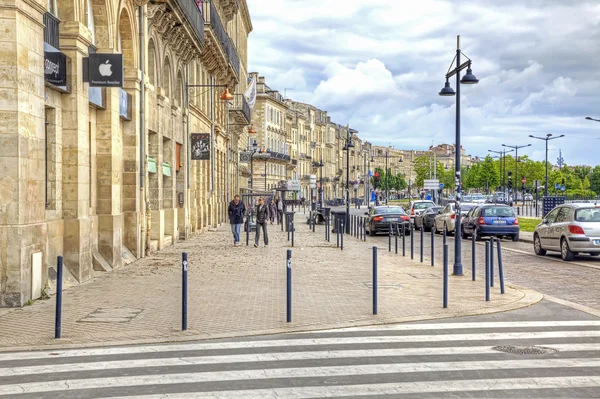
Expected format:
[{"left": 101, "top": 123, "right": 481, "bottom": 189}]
[
  {"left": 133, "top": 0, "right": 149, "bottom": 5},
  {"left": 219, "top": 0, "right": 238, "bottom": 22},
  {"left": 149, "top": 3, "right": 200, "bottom": 65}
]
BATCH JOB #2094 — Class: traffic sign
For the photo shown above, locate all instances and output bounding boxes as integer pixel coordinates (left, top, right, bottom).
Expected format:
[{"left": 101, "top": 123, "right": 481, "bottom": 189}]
[
  {"left": 287, "top": 180, "right": 300, "bottom": 191},
  {"left": 424, "top": 179, "right": 440, "bottom": 190},
  {"left": 440, "top": 183, "right": 444, "bottom": 189},
  {"left": 521, "top": 178, "right": 526, "bottom": 184}
]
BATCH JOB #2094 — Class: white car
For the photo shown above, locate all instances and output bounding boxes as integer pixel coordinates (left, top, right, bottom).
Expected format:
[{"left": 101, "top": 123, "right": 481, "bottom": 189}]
[
  {"left": 470, "top": 193, "right": 486, "bottom": 204},
  {"left": 433, "top": 202, "right": 477, "bottom": 234},
  {"left": 408, "top": 200, "right": 436, "bottom": 223}
]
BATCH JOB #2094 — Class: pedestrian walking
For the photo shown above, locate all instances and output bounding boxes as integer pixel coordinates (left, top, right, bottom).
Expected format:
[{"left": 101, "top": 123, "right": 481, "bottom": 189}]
[
  {"left": 276, "top": 197, "right": 284, "bottom": 225},
  {"left": 254, "top": 197, "right": 270, "bottom": 247},
  {"left": 228, "top": 195, "right": 245, "bottom": 246},
  {"left": 269, "top": 199, "right": 277, "bottom": 224}
]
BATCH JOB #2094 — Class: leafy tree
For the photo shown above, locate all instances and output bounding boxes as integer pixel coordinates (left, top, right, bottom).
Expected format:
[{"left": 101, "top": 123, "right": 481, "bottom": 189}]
[{"left": 590, "top": 166, "right": 600, "bottom": 194}]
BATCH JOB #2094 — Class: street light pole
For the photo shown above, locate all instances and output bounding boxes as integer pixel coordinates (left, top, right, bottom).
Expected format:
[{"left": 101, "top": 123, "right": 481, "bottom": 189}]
[
  {"left": 250, "top": 140, "right": 257, "bottom": 190},
  {"left": 438, "top": 34, "right": 479, "bottom": 276},
  {"left": 385, "top": 151, "right": 389, "bottom": 205},
  {"left": 501, "top": 143, "right": 531, "bottom": 203},
  {"left": 344, "top": 127, "right": 353, "bottom": 234},
  {"left": 529, "top": 134, "right": 565, "bottom": 197}
]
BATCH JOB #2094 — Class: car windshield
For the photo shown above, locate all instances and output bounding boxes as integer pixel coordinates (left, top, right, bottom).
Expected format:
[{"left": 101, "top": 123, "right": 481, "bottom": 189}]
[
  {"left": 482, "top": 207, "right": 515, "bottom": 217},
  {"left": 575, "top": 208, "right": 600, "bottom": 222},
  {"left": 375, "top": 207, "right": 406, "bottom": 214},
  {"left": 414, "top": 202, "right": 434, "bottom": 210}
]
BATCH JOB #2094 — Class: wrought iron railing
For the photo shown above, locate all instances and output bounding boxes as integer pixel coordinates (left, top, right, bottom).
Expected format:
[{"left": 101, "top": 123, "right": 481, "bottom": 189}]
[
  {"left": 269, "top": 151, "right": 291, "bottom": 162},
  {"left": 43, "top": 12, "right": 60, "bottom": 48},
  {"left": 230, "top": 94, "right": 250, "bottom": 122},
  {"left": 177, "top": 0, "right": 205, "bottom": 45},
  {"left": 204, "top": 1, "right": 240, "bottom": 78}
]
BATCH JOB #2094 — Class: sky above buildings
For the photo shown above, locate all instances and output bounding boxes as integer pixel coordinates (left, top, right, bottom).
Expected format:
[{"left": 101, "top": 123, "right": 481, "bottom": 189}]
[{"left": 246, "top": 0, "right": 600, "bottom": 166}]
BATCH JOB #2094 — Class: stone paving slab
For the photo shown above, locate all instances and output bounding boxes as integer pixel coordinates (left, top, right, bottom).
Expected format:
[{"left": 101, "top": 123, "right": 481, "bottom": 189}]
[{"left": 0, "top": 214, "right": 542, "bottom": 351}]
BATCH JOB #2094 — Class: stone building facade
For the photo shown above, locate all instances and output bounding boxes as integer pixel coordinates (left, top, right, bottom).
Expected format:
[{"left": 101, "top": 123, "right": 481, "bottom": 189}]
[{"left": 0, "top": 0, "right": 252, "bottom": 306}]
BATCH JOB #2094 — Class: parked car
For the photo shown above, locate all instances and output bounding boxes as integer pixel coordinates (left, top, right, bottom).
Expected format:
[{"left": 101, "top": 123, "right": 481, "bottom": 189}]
[
  {"left": 413, "top": 206, "right": 443, "bottom": 232},
  {"left": 471, "top": 193, "right": 486, "bottom": 204},
  {"left": 524, "top": 193, "right": 534, "bottom": 201},
  {"left": 533, "top": 204, "right": 600, "bottom": 261},
  {"left": 408, "top": 200, "right": 436, "bottom": 223},
  {"left": 365, "top": 206, "right": 411, "bottom": 236},
  {"left": 461, "top": 204, "right": 520, "bottom": 241},
  {"left": 487, "top": 192, "right": 508, "bottom": 204},
  {"left": 433, "top": 203, "right": 477, "bottom": 235}
]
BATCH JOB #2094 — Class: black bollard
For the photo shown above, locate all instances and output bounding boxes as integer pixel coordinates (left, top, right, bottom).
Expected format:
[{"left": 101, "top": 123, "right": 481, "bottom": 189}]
[
  {"left": 373, "top": 246, "right": 378, "bottom": 315},
  {"left": 336, "top": 218, "right": 340, "bottom": 247},
  {"left": 282, "top": 212, "right": 285, "bottom": 232},
  {"left": 431, "top": 228, "right": 435, "bottom": 267},
  {"left": 497, "top": 239, "right": 505, "bottom": 294},
  {"left": 246, "top": 218, "right": 250, "bottom": 246},
  {"left": 55, "top": 256, "right": 63, "bottom": 339},
  {"left": 485, "top": 241, "right": 491, "bottom": 301},
  {"left": 395, "top": 223, "right": 398, "bottom": 254},
  {"left": 364, "top": 218, "right": 367, "bottom": 242},
  {"left": 359, "top": 218, "right": 363, "bottom": 241},
  {"left": 443, "top": 243, "right": 448, "bottom": 308},
  {"left": 420, "top": 226, "right": 424, "bottom": 263},
  {"left": 388, "top": 222, "right": 392, "bottom": 252},
  {"left": 443, "top": 226, "right": 447, "bottom": 246},
  {"left": 286, "top": 249, "right": 292, "bottom": 322},
  {"left": 410, "top": 224, "right": 414, "bottom": 260},
  {"left": 490, "top": 237, "right": 495, "bottom": 287},
  {"left": 287, "top": 218, "right": 291, "bottom": 241},
  {"left": 341, "top": 221, "right": 344, "bottom": 250},
  {"left": 182, "top": 252, "right": 188, "bottom": 331},
  {"left": 402, "top": 224, "right": 406, "bottom": 257},
  {"left": 472, "top": 232, "right": 476, "bottom": 281},
  {"left": 291, "top": 221, "right": 295, "bottom": 247},
  {"left": 312, "top": 213, "right": 316, "bottom": 232}
]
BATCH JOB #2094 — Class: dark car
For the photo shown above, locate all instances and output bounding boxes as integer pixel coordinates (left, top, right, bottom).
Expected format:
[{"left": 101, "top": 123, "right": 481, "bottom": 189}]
[
  {"left": 414, "top": 206, "right": 442, "bottom": 232},
  {"left": 365, "top": 206, "right": 410, "bottom": 236},
  {"left": 461, "top": 204, "right": 520, "bottom": 241}
]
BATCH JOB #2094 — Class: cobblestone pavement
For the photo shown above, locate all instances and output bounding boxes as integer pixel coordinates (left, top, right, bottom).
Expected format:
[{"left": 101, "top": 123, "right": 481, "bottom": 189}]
[
  {"left": 343, "top": 206, "right": 600, "bottom": 313},
  {"left": 0, "top": 213, "right": 540, "bottom": 350}
]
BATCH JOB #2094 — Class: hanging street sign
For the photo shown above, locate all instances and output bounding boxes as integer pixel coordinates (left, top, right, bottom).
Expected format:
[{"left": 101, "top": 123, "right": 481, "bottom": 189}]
[{"left": 88, "top": 53, "right": 124, "bottom": 87}]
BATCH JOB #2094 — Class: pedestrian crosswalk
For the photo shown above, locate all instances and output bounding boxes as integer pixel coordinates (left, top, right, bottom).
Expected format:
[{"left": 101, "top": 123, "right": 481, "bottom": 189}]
[{"left": 1, "top": 320, "right": 600, "bottom": 398}]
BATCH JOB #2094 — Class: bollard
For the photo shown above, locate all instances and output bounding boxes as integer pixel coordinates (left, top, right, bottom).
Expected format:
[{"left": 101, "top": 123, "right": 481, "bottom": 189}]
[
  {"left": 336, "top": 218, "right": 340, "bottom": 247},
  {"left": 497, "top": 239, "right": 505, "bottom": 294},
  {"left": 395, "top": 223, "right": 399, "bottom": 254},
  {"left": 359, "top": 218, "right": 363, "bottom": 241},
  {"left": 312, "top": 213, "right": 316, "bottom": 232},
  {"left": 420, "top": 226, "right": 424, "bottom": 263},
  {"left": 373, "top": 246, "right": 378, "bottom": 315},
  {"left": 55, "top": 256, "right": 63, "bottom": 339},
  {"left": 472, "top": 232, "right": 476, "bottom": 281},
  {"left": 443, "top": 226, "right": 447, "bottom": 246},
  {"left": 182, "top": 252, "right": 188, "bottom": 331},
  {"left": 410, "top": 224, "right": 414, "bottom": 260},
  {"left": 388, "top": 222, "right": 392, "bottom": 252},
  {"left": 341, "top": 221, "right": 345, "bottom": 250},
  {"left": 485, "top": 241, "right": 491, "bottom": 301},
  {"left": 281, "top": 212, "right": 285, "bottom": 232},
  {"left": 287, "top": 218, "right": 291, "bottom": 241},
  {"left": 291, "top": 220, "right": 295, "bottom": 247},
  {"left": 402, "top": 224, "right": 406, "bottom": 257},
  {"left": 246, "top": 218, "right": 250, "bottom": 246},
  {"left": 286, "top": 249, "right": 292, "bottom": 322},
  {"left": 431, "top": 228, "right": 435, "bottom": 267},
  {"left": 490, "top": 237, "right": 495, "bottom": 287},
  {"left": 443, "top": 243, "right": 448, "bottom": 308},
  {"left": 364, "top": 218, "right": 367, "bottom": 242},
  {"left": 326, "top": 217, "right": 330, "bottom": 242},
  {"left": 325, "top": 216, "right": 328, "bottom": 241}
]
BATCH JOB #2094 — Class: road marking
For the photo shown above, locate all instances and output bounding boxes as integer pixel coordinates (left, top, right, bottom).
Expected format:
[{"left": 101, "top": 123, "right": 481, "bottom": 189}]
[
  {"left": 102, "top": 376, "right": 600, "bottom": 399},
  {"left": 3, "top": 358, "right": 600, "bottom": 395},
  {"left": 3, "top": 343, "right": 600, "bottom": 377},
  {"left": 1, "top": 329, "right": 600, "bottom": 362}
]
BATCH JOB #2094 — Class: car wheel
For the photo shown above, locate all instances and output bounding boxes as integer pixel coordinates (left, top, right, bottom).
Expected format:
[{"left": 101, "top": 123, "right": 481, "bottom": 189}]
[
  {"left": 461, "top": 227, "right": 468, "bottom": 240},
  {"left": 512, "top": 234, "right": 519, "bottom": 242},
  {"left": 475, "top": 230, "right": 482, "bottom": 242},
  {"left": 444, "top": 222, "right": 452, "bottom": 236},
  {"left": 369, "top": 225, "right": 376, "bottom": 236},
  {"left": 432, "top": 223, "right": 437, "bottom": 235},
  {"left": 590, "top": 253, "right": 599, "bottom": 257},
  {"left": 561, "top": 237, "right": 574, "bottom": 261}
]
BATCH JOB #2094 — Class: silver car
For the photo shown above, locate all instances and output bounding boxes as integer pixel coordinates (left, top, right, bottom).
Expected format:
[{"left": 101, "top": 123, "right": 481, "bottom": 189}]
[{"left": 533, "top": 203, "right": 600, "bottom": 261}]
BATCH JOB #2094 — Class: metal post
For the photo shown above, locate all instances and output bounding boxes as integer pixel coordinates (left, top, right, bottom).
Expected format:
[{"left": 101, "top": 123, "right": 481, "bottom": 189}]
[
  {"left": 497, "top": 239, "right": 505, "bottom": 294},
  {"left": 431, "top": 228, "right": 435, "bottom": 267},
  {"left": 388, "top": 222, "right": 392, "bottom": 252},
  {"left": 54, "top": 256, "right": 63, "bottom": 339},
  {"left": 402, "top": 224, "right": 406, "bottom": 256},
  {"left": 336, "top": 218, "right": 340, "bottom": 247},
  {"left": 395, "top": 223, "right": 398, "bottom": 254},
  {"left": 410, "top": 224, "right": 414, "bottom": 260},
  {"left": 286, "top": 249, "right": 292, "bottom": 323},
  {"left": 490, "top": 237, "right": 495, "bottom": 287},
  {"left": 327, "top": 217, "right": 330, "bottom": 242},
  {"left": 420, "top": 226, "right": 424, "bottom": 263},
  {"left": 485, "top": 241, "right": 491, "bottom": 301},
  {"left": 453, "top": 35, "right": 463, "bottom": 277},
  {"left": 373, "top": 246, "right": 378, "bottom": 315},
  {"left": 443, "top": 226, "right": 447, "bottom": 246},
  {"left": 291, "top": 220, "right": 295, "bottom": 247},
  {"left": 443, "top": 243, "right": 448, "bottom": 308},
  {"left": 246, "top": 217, "right": 250, "bottom": 246},
  {"left": 472, "top": 232, "right": 476, "bottom": 281},
  {"left": 287, "top": 217, "right": 291, "bottom": 241},
  {"left": 341, "top": 221, "right": 344, "bottom": 250},
  {"left": 182, "top": 252, "right": 188, "bottom": 331},
  {"left": 312, "top": 212, "right": 316, "bottom": 232}
]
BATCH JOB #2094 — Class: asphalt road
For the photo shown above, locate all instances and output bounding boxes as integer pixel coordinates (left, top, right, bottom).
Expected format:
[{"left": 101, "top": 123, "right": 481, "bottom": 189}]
[{"left": 340, "top": 205, "right": 600, "bottom": 312}]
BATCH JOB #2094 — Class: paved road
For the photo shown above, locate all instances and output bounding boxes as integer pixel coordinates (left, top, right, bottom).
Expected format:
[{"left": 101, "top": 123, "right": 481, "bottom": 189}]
[
  {"left": 339, "top": 206, "right": 600, "bottom": 312},
  {"left": 1, "top": 301, "right": 599, "bottom": 398}
]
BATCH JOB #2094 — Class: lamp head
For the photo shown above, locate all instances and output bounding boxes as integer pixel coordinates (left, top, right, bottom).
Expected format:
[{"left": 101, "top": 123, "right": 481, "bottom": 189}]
[
  {"left": 528, "top": 135, "right": 534, "bottom": 138},
  {"left": 347, "top": 141, "right": 355, "bottom": 148},
  {"left": 219, "top": 88, "right": 234, "bottom": 101},
  {"left": 586, "top": 117, "right": 593, "bottom": 120},
  {"left": 252, "top": 140, "right": 257, "bottom": 151},
  {"left": 248, "top": 125, "right": 256, "bottom": 134},
  {"left": 460, "top": 65, "right": 479, "bottom": 84},
  {"left": 439, "top": 80, "right": 456, "bottom": 96}
]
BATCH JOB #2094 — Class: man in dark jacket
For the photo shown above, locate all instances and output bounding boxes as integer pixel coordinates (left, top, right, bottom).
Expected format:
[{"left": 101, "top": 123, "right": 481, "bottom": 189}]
[
  {"left": 228, "top": 195, "right": 245, "bottom": 246},
  {"left": 254, "top": 197, "right": 270, "bottom": 247}
]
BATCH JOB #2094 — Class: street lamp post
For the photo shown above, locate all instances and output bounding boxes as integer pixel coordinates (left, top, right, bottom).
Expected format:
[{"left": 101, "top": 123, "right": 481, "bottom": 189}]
[
  {"left": 250, "top": 140, "right": 258, "bottom": 189},
  {"left": 529, "top": 134, "right": 565, "bottom": 197},
  {"left": 489, "top": 148, "right": 513, "bottom": 193},
  {"left": 343, "top": 129, "right": 354, "bottom": 234},
  {"left": 317, "top": 159, "right": 324, "bottom": 209},
  {"left": 501, "top": 143, "right": 531, "bottom": 204},
  {"left": 438, "top": 35, "right": 479, "bottom": 277}
]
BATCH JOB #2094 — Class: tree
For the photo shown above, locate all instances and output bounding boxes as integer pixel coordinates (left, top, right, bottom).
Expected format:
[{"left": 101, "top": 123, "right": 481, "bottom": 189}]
[{"left": 478, "top": 156, "right": 500, "bottom": 191}]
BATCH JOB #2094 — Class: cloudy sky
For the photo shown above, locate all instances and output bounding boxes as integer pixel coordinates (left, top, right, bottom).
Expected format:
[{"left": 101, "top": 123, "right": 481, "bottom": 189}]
[{"left": 246, "top": 0, "right": 600, "bottom": 166}]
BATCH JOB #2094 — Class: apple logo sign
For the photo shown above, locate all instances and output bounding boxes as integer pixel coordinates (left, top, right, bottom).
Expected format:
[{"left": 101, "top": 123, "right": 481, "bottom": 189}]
[{"left": 99, "top": 60, "right": 113, "bottom": 77}]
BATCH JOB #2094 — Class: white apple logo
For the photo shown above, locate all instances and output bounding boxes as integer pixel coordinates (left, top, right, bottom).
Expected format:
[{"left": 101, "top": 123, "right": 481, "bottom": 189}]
[{"left": 99, "top": 60, "right": 113, "bottom": 77}]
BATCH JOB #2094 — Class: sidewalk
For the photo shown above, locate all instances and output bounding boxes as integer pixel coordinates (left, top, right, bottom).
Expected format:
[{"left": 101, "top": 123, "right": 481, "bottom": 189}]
[{"left": 0, "top": 213, "right": 542, "bottom": 351}]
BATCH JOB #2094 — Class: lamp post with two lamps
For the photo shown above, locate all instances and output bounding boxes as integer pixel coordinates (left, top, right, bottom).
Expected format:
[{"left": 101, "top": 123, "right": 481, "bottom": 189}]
[
  {"left": 528, "top": 134, "right": 565, "bottom": 197},
  {"left": 501, "top": 143, "right": 531, "bottom": 204},
  {"left": 316, "top": 159, "right": 324, "bottom": 209},
  {"left": 342, "top": 128, "right": 354, "bottom": 234},
  {"left": 438, "top": 35, "right": 480, "bottom": 276}
]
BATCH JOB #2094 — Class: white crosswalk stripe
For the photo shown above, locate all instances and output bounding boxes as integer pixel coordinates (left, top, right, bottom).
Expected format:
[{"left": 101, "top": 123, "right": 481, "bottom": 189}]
[{"left": 0, "top": 320, "right": 599, "bottom": 398}]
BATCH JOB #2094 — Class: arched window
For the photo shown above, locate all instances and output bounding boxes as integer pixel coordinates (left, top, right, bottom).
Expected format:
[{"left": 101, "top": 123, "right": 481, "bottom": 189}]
[
  {"left": 148, "top": 40, "right": 156, "bottom": 85},
  {"left": 176, "top": 72, "right": 184, "bottom": 107},
  {"left": 163, "top": 57, "right": 172, "bottom": 98}
]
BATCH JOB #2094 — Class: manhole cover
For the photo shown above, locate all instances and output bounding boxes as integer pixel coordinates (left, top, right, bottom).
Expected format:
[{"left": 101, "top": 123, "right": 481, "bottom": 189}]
[
  {"left": 408, "top": 274, "right": 440, "bottom": 279},
  {"left": 79, "top": 308, "right": 143, "bottom": 323},
  {"left": 492, "top": 345, "right": 557, "bottom": 355},
  {"left": 363, "top": 282, "right": 402, "bottom": 289}
]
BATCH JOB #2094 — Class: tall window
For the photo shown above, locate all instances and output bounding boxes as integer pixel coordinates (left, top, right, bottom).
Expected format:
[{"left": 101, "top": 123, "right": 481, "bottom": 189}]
[
  {"left": 47, "top": 0, "right": 58, "bottom": 16},
  {"left": 86, "top": 0, "right": 95, "bottom": 45}
]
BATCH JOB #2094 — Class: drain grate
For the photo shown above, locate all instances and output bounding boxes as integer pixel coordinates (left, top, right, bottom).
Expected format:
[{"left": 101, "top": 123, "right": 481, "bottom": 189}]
[
  {"left": 79, "top": 308, "right": 143, "bottom": 323},
  {"left": 492, "top": 345, "right": 557, "bottom": 355}
]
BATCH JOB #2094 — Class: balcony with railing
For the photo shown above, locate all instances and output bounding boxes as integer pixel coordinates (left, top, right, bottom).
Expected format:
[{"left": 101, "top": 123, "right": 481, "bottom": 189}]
[
  {"left": 175, "top": 0, "right": 205, "bottom": 45},
  {"left": 43, "top": 12, "right": 60, "bottom": 48},
  {"left": 269, "top": 151, "right": 291, "bottom": 162},
  {"left": 229, "top": 94, "right": 250, "bottom": 125},
  {"left": 202, "top": 1, "right": 240, "bottom": 83}
]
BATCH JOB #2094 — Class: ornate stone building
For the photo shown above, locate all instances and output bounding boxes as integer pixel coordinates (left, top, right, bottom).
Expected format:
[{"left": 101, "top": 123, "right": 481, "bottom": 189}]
[{"left": 0, "top": 0, "right": 252, "bottom": 306}]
